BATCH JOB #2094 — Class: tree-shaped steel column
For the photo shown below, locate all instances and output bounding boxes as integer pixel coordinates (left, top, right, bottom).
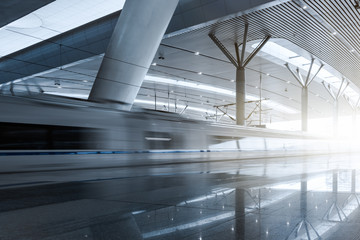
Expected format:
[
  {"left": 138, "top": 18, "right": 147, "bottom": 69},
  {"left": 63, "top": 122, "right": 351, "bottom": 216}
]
[
  {"left": 209, "top": 24, "right": 270, "bottom": 125},
  {"left": 285, "top": 59, "right": 323, "bottom": 132},
  {"left": 344, "top": 95, "right": 360, "bottom": 136},
  {"left": 322, "top": 78, "right": 349, "bottom": 136}
]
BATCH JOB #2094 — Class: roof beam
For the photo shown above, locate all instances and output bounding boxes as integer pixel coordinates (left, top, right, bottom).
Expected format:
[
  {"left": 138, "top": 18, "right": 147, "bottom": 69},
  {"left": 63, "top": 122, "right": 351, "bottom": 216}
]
[
  {"left": 243, "top": 35, "right": 270, "bottom": 68},
  {"left": 240, "top": 23, "right": 248, "bottom": 66},
  {"left": 307, "top": 63, "right": 324, "bottom": 86},
  {"left": 208, "top": 33, "right": 238, "bottom": 68},
  {"left": 285, "top": 63, "right": 304, "bottom": 87}
]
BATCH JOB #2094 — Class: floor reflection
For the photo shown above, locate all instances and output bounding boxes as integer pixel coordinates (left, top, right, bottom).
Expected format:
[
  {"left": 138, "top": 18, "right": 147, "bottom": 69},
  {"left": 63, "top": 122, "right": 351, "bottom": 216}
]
[
  {"left": 135, "top": 169, "right": 360, "bottom": 240},
  {"left": 2, "top": 154, "right": 360, "bottom": 239}
]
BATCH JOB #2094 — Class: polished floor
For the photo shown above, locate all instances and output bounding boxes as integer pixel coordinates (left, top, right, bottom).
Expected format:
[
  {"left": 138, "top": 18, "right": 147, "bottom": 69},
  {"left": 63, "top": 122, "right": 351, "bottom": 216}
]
[{"left": 1, "top": 152, "right": 360, "bottom": 239}]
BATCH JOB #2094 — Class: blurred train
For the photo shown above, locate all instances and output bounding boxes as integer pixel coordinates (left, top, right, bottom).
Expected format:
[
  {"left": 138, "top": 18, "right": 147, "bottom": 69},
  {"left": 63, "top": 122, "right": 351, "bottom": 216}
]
[{"left": 0, "top": 94, "right": 353, "bottom": 153}]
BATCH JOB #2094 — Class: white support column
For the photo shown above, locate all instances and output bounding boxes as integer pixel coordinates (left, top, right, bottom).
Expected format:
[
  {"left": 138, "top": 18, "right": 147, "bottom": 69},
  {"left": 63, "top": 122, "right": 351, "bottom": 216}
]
[
  {"left": 285, "top": 60, "right": 323, "bottom": 132},
  {"left": 209, "top": 26, "right": 270, "bottom": 126},
  {"left": 88, "top": 0, "right": 179, "bottom": 110},
  {"left": 322, "top": 78, "right": 349, "bottom": 137}
]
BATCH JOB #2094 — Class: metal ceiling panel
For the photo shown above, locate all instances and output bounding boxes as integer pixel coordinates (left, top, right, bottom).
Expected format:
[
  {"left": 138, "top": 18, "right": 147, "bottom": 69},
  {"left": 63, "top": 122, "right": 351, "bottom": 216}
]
[{"left": 163, "top": 1, "right": 360, "bottom": 91}]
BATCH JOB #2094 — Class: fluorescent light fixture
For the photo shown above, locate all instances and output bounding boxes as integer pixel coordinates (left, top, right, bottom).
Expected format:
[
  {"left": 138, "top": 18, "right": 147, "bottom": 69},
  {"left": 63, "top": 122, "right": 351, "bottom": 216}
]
[
  {"left": 145, "top": 137, "right": 172, "bottom": 141},
  {"left": 144, "top": 75, "right": 233, "bottom": 95},
  {"left": 44, "top": 92, "right": 88, "bottom": 99},
  {"left": 134, "top": 99, "right": 217, "bottom": 115},
  {"left": 144, "top": 75, "right": 298, "bottom": 114}
]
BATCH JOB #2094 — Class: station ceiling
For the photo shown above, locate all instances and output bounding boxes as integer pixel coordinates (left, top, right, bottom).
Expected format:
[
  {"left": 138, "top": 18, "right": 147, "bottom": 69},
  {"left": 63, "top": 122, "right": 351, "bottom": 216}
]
[{"left": 0, "top": 0, "right": 359, "bottom": 127}]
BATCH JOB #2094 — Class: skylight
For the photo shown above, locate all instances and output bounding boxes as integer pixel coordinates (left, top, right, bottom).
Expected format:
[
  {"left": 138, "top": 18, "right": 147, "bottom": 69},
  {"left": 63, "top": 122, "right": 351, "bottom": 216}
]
[{"left": 252, "top": 41, "right": 359, "bottom": 101}]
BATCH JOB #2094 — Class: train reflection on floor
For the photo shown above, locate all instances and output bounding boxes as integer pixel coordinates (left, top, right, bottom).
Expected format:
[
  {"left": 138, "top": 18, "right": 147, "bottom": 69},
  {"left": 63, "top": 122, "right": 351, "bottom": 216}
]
[
  {"left": 2, "top": 155, "right": 360, "bottom": 239},
  {"left": 138, "top": 170, "right": 360, "bottom": 240}
]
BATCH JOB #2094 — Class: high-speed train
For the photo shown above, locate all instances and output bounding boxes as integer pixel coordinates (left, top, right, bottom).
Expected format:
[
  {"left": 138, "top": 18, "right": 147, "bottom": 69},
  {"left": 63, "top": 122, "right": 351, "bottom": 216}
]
[{"left": 0, "top": 93, "right": 350, "bottom": 153}]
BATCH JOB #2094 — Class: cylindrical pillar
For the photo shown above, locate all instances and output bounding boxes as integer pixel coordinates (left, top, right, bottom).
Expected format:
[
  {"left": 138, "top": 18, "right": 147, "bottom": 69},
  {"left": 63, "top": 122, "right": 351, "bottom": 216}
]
[
  {"left": 301, "top": 87, "right": 308, "bottom": 132},
  {"left": 88, "top": 0, "right": 179, "bottom": 110},
  {"left": 334, "top": 100, "right": 338, "bottom": 136},
  {"left": 236, "top": 67, "right": 246, "bottom": 125}
]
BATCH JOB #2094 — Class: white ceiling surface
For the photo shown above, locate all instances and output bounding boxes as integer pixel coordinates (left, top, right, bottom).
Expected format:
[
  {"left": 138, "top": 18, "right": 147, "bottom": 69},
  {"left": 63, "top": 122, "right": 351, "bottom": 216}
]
[
  {"left": 6, "top": 38, "right": 352, "bottom": 125},
  {"left": 0, "top": 0, "right": 357, "bottom": 127},
  {"left": 0, "top": 0, "right": 125, "bottom": 57}
]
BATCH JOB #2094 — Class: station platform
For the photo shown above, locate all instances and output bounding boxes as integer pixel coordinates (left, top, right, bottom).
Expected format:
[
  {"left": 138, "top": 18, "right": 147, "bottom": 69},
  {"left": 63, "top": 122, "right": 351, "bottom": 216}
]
[{"left": 1, "top": 152, "right": 360, "bottom": 239}]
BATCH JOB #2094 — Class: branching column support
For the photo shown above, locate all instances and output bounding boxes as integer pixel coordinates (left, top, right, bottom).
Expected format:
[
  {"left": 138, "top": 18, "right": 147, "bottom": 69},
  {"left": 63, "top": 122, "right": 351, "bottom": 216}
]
[
  {"left": 285, "top": 59, "right": 324, "bottom": 132},
  {"left": 209, "top": 24, "right": 270, "bottom": 125},
  {"left": 322, "top": 78, "right": 349, "bottom": 137},
  {"left": 344, "top": 95, "right": 360, "bottom": 136}
]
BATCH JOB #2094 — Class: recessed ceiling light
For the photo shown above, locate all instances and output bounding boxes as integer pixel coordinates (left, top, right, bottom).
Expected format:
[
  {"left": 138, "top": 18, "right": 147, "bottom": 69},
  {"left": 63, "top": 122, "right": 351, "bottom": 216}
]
[
  {"left": 333, "top": 32, "right": 337, "bottom": 35},
  {"left": 351, "top": 49, "right": 355, "bottom": 52},
  {"left": 151, "top": 62, "right": 157, "bottom": 66},
  {"left": 198, "top": 72, "right": 202, "bottom": 75},
  {"left": 303, "top": 5, "right": 307, "bottom": 9},
  {"left": 82, "top": 80, "right": 88, "bottom": 82},
  {"left": 194, "top": 52, "right": 200, "bottom": 55},
  {"left": 266, "top": 73, "right": 270, "bottom": 76},
  {"left": 286, "top": 81, "right": 291, "bottom": 84},
  {"left": 230, "top": 79, "right": 235, "bottom": 82}
]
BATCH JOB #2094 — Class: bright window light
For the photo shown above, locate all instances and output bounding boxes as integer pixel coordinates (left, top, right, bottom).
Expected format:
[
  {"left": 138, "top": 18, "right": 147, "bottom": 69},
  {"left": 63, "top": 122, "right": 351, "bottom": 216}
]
[{"left": 252, "top": 41, "right": 359, "bottom": 102}]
